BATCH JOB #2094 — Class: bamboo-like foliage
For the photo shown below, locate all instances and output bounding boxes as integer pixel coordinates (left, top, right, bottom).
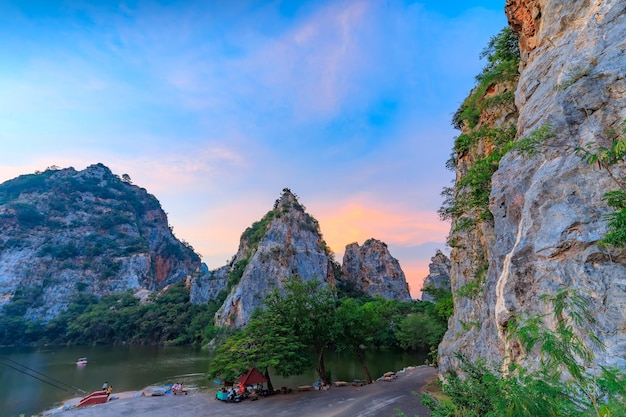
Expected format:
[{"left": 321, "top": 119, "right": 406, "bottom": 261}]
[{"left": 400, "top": 289, "right": 626, "bottom": 417}]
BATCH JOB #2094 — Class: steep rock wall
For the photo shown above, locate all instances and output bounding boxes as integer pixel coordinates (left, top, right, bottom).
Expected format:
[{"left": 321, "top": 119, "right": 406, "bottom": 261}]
[
  {"left": 341, "top": 238, "right": 412, "bottom": 301},
  {"left": 214, "top": 190, "right": 336, "bottom": 327},
  {"left": 0, "top": 164, "right": 201, "bottom": 321},
  {"left": 440, "top": 0, "right": 626, "bottom": 372},
  {"left": 420, "top": 250, "right": 451, "bottom": 303}
]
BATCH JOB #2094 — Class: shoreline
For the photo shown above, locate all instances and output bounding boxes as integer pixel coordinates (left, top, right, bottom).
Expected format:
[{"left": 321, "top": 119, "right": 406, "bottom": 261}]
[{"left": 42, "top": 365, "right": 437, "bottom": 417}]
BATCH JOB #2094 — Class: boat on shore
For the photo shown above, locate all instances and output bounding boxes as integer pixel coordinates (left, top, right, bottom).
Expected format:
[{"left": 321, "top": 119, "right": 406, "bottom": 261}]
[
  {"left": 77, "top": 390, "right": 108, "bottom": 407},
  {"left": 76, "top": 358, "right": 88, "bottom": 366}
]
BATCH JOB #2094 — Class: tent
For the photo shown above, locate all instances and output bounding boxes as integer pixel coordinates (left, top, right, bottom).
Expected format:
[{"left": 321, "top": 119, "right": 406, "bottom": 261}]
[{"left": 238, "top": 368, "right": 268, "bottom": 386}]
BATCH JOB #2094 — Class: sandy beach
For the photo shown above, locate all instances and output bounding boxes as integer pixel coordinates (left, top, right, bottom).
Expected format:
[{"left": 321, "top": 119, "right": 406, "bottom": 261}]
[{"left": 43, "top": 365, "right": 436, "bottom": 417}]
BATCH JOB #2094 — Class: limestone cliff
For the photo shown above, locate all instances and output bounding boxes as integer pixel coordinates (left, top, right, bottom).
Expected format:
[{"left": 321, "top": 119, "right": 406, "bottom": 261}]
[
  {"left": 0, "top": 164, "right": 201, "bottom": 321},
  {"left": 420, "top": 250, "right": 451, "bottom": 303},
  {"left": 190, "top": 264, "right": 228, "bottom": 305},
  {"left": 439, "top": 0, "right": 626, "bottom": 372},
  {"left": 341, "top": 238, "right": 412, "bottom": 301},
  {"left": 213, "top": 189, "right": 336, "bottom": 327},
  {"left": 196, "top": 191, "right": 414, "bottom": 326}
]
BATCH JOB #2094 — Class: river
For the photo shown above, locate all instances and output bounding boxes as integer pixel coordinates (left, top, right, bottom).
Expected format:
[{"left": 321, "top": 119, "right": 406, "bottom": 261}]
[{"left": 0, "top": 345, "right": 426, "bottom": 417}]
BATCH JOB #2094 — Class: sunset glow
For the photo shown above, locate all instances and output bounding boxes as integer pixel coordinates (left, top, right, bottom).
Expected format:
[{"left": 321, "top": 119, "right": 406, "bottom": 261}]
[{"left": 0, "top": 0, "right": 507, "bottom": 299}]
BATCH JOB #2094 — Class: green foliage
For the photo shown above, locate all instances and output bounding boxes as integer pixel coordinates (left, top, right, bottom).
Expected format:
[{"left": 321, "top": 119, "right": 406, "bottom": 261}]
[
  {"left": 514, "top": 124, "right": 556, "bottom": 157},
  {"left": 416, "top": 289, "right": 626, "bottom": 417},
  {"left": 477, "top": 27, "right": 521, "bottom": 84},
  {"left": 457, "top": 262, "right": 488, "bottom": 299},
  {"left": 440, "top": 125, "right": 516, "bottom": 222},
  {"left": 452, "top": 27, "right": 520, "bottom": 130},
  {"left": 576, "top": 120, "right": 626, "bottom": 247},
  {"left": 209, "top": 309, "right": 309, "bottom": 390},
  {"left": 263, "top": 277, "right": 337, "bottom": 384},
  {"left": 442, "top": 28, "right": 524, "bottom": 231},
  {"left": 601, "top": 190, "right": 626, "bottom": 246},
  {"left": 210, "top": 280, "right": 449, "bottom": 388},
  {"left": 395, "top": 310, "right": 447, "bottom": 352},
  {"left": 0, "top": 169, "right": 56, "bottom": 204},
  {"left": 453, "top": 125, "right": 516, "bottom": 156},
  {"left": 241, "top": 209, "right": 278, "bottom": 251},
  {"left": 227, "top": 258, "right": 249, "bottom": 287},
  {"left": 421, "top": 286, "right": 454, "bottom": 320},
  {"left": 554, "top": 64, "right": 592, "bottom": 91},
  {"left": 0, "top": 282, "right": 215, "bottom": 347},
  {"left": 441, "top": 124, "right": 552, "bottom": 225},
  {"left": 11, "top": 203, "right": 45, "bottom": 228},
  {"left": 333, "top": 298, "right": 383, "bottom": 383}
]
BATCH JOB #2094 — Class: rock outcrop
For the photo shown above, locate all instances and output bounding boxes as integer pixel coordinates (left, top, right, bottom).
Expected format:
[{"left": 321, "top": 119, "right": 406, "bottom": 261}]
[
  {"left": 189, "top": 264, "right": 228, "bottom": 304},
  {"left": 420, "top": 250, "right": 451, "bottom": 302},
  {"left": 439, "top": 0, "right": 626, "bottom": 373},
  {"left": 213, "top": 189, "right": 336, "bottom": 327},
  {"left": 0, "top": 164, "right": 201, "bottom": 321},
  {"left": 341, "top": 238, "right": 412, "bottom": 301}
]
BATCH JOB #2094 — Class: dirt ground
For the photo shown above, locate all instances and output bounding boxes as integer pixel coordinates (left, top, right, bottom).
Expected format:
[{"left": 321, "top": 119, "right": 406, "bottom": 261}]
[{"left": 49, "top": 365, "right": 437, "bottom": 417}]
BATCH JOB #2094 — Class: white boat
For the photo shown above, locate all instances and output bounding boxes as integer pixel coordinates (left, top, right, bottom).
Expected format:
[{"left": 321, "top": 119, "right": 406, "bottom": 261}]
[{"left": 76, "top": 357, "right": 88, "bottom": 365}]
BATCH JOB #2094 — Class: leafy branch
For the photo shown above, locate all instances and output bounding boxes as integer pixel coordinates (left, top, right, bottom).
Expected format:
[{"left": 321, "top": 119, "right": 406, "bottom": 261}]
[{"left": 576, "top": 120, "right": 626, "bottom": 247}]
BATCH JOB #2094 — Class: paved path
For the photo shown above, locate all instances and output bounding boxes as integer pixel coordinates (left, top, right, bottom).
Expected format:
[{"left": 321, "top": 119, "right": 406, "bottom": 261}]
[{"left": 56, "top": 366, "right": 436, "bottom": 417}]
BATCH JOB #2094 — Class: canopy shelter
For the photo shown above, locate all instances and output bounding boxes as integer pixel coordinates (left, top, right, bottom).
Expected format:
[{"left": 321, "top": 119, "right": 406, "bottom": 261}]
[{"left": 238, "top": 368, "right": 268, "bottom": 386}]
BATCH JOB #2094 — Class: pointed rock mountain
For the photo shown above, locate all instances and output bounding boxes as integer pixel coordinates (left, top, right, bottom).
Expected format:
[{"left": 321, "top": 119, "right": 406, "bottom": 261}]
[
  {"left": 341, "top": 238, "right": 412, "bottom": 301},
  {"left": 420, "top": 250, "right": 451, "bottom": 302},
  {"left": 212, "top": 189, "right": 336, "bottom": 327},
  {"left": 0, "top": 164, "right": 201, "bottom": 321}
]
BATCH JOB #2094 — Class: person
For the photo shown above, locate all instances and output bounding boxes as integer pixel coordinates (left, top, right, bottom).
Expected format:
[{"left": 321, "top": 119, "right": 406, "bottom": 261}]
[
  {"left": 106, "top": 385, "right": 113, "bottom": 396},
  {"left": 102, "top": 382, "right": 108, "bottom": 391}
]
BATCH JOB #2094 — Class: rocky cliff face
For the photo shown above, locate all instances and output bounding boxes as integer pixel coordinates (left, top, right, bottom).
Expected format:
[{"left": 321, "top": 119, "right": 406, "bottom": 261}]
[
  {"left": 420, "top": 250, "right": 451, "bottom": 302},
  {"left": 439, "top": 0, "right": 626, "bottom": 372},
  {"left": 190, "top": 264, "right": 228, "bottom": 304},
  {"left": 212, "top": 189, "right": 337, "bottom": 327},
  {"left": 342, "top": 238, "right": 412, "bottom": 301},
  {"left": 195, "top": 190, "right": 415, "bottom": 327},
  {"left": 0, "top": 164, "right": 201, "bottom": 321}
]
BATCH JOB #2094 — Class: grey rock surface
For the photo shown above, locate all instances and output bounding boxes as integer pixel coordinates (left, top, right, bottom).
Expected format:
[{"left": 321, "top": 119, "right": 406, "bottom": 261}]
[
  {"left": 439, "top": 0, "right": 626, "bottom": 373},
  {"left": 0, "top": 164, "right": 201, "bottom": 321},
  {"left": 420, "top": 250, "right": 451, "bottom": 302},
  {"left": 214, "top": 189, "right": 335, "bottom": 327},
  {"left": 342, "top": 238, "right": 412, "bottom": 301}
]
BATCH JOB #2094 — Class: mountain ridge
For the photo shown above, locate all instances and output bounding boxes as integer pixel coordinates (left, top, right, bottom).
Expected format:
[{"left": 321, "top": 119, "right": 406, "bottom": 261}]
[{"left": 0, "top": 173, "right": 414, "bottom": 326}]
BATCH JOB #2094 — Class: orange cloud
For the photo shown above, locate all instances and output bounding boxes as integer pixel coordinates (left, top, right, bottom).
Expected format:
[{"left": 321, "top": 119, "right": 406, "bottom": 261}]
[
  {"left": 313, "top": 199, "right": 448, "bottom": 255},
  {"left": 401, "top": 259, "right": 431, "bottom": 300}
]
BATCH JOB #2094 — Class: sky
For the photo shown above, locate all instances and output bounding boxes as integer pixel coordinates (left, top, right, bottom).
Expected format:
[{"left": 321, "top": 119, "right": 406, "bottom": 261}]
[{"left": 0, "top": 0, "right": 508, "bottom": 299}]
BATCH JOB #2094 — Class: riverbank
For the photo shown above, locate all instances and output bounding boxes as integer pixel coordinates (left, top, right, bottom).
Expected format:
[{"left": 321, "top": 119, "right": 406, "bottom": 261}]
[{"left": 43, "top": 365, "right": 437, "bottom": 417}]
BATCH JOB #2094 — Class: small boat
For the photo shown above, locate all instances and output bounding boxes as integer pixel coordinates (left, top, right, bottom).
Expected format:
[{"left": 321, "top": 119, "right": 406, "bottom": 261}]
[
  {"left": 78, "top": 390, "right": 108, "bottom": 407},
  {"left": 76, "top": 358, "right": 88, "bottom": 365}
]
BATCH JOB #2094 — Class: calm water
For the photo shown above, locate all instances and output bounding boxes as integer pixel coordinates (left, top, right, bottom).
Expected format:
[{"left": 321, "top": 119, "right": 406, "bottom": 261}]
[{"left": 0, "top": 345, "right": 425, "bottom": 417}]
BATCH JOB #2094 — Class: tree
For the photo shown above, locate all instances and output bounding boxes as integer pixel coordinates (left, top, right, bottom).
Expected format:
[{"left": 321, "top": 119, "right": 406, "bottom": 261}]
[
  {"left": 264, "top": 277, "right": 337, "bottom": 384},
  {"left": 333, "top": 298, "right": 381, "bottom": 383},
  {"left": 359, "top": 297, "right": 415, "bottom": 350},
  {"left": 209, "top": 309, "right": 309, "bottom": 392},
  {"left": 395, "top": 310, "right": 447, "bottom": 353}
]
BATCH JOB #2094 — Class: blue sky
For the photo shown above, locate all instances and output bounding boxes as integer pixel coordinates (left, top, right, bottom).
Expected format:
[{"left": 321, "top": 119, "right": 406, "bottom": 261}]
[{"left": 0, "top": 0, "right": 507, "bottom": 298}]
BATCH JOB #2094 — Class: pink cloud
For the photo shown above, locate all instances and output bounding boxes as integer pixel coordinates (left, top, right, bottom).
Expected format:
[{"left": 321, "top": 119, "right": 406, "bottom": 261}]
[{"left": 313, "top": 198, "right": 448, "bottom": 254}]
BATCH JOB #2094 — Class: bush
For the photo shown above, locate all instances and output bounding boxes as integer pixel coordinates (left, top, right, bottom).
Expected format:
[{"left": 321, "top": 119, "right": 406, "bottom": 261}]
[{"left": 413, "top": 290, "right": 626, "bottom": 417}]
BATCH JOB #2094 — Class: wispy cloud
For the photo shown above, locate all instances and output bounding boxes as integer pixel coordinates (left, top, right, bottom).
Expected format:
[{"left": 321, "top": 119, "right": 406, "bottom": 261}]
[{"left": 0, "top": 0, "right": 507, "bottom": 297}]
